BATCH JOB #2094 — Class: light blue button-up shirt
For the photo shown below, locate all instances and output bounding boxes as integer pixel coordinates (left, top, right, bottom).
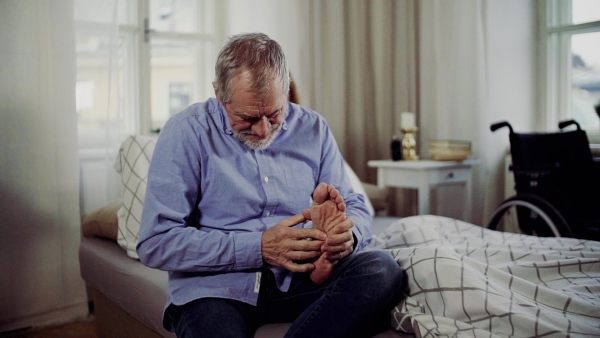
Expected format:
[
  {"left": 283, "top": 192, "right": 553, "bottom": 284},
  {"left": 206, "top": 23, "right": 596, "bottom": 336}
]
[{"left": 137, "top": 98, "right": 372, "bottom": 320}]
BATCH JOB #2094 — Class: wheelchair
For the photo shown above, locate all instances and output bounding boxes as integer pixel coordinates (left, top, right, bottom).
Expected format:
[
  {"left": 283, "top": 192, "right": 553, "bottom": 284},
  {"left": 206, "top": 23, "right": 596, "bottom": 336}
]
[{"left": 487, "top": 120, "right": 600, "bottom": 241}]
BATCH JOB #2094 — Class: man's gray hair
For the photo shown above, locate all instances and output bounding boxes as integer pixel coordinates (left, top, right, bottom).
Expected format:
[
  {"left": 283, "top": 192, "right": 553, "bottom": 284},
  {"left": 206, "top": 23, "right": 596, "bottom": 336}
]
[{"left": 214, "top": 33, "right": 290, "bottom": 103}]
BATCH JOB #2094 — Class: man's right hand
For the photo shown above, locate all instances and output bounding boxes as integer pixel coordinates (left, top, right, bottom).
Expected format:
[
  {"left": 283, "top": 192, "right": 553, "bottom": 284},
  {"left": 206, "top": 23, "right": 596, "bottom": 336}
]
[{"left": 261, "top": 214, "right": 327, "bottom": 273}]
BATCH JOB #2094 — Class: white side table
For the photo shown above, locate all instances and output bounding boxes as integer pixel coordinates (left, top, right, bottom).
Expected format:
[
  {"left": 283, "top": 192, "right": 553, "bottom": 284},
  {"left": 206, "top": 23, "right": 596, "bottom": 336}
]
[{"left": 367, "top": 159, "right": 479, "bottom": 222}]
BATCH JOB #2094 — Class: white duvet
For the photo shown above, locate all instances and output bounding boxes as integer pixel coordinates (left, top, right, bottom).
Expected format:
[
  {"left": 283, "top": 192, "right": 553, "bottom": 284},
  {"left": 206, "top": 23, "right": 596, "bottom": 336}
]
[{"left": 374, "top": 215, "right": 600, "bottom": 337}]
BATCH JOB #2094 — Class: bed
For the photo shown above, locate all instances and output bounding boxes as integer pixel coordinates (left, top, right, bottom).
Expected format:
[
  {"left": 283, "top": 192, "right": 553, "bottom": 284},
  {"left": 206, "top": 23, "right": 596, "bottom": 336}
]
[
  {"left": 79, "top": 212, "right": 600, "bottom": 337},
  {"left": 78, "top": 135, "right": 600, "bottom": 337},
  {"left": 373, "top": 215, "right": 600, "bottom": 337}
]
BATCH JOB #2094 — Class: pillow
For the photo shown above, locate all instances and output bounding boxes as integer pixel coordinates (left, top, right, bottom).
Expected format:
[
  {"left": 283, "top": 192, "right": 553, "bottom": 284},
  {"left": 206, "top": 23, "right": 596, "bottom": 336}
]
[
  {"left": 81, "top": 201, "right": 121, "bottom": 240},
  {"left": 114, "top": 135, "right": 157, "bottom": 259},
  {"left": 343, "top": 161, "right": 375, "bottom": 217}
]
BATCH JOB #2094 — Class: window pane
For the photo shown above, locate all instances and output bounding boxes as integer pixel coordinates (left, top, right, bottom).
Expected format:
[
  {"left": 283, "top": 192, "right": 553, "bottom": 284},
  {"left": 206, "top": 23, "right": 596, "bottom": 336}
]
[
  {"left": 74, "top": 0, "right": 136, "bottom": 25},
  {"left": 76, "top": 32, "right": 136, "bottom": 149},
  {"left": 199, "top": 0, "right": 215, "bottom": 34},
  {"left": 150, "top": 0, "right": 197, "bottom": 33},
  {"left": 571, "top": 31, "right": 600, "bottom": 131},
  {"left": 150, "top": 39, "right": 198, "bottom": 130},
  {"left": 572, "top": 0, "right": 600, "bottom": 25}
]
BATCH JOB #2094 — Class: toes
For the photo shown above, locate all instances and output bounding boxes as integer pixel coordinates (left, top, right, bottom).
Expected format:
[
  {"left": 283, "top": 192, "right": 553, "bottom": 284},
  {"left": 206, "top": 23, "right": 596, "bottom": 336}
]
[
  {"left": 328, "top": 186, "right": 345, "bottom": 212},
  {"left": 313, "top": 182, "right": 329, "bottom": 204},
  {"left": 302, "top": 208, "right": 312, "bottom": 220}
]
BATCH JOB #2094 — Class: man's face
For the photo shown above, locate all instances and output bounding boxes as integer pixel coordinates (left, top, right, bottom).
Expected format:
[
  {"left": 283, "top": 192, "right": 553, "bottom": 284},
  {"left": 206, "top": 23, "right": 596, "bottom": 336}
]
[{"left": 219, "top": 72, "right": 286, "bottom": 150}]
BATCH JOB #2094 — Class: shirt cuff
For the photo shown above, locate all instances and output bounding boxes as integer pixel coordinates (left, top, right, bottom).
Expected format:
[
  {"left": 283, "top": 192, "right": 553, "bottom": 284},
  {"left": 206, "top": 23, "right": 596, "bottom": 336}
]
[{"left": 233, "top": 231, "right": 264, "bottom": 270}]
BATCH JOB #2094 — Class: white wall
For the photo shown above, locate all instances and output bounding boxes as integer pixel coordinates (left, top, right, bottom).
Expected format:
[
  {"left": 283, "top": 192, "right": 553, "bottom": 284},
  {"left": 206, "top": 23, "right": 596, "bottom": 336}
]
[
  {"left": 221, "top": 0, "right": 310, "bottom": 104},
  {"left": 482, "top": 0, "right": 537, "bottom": 218}
]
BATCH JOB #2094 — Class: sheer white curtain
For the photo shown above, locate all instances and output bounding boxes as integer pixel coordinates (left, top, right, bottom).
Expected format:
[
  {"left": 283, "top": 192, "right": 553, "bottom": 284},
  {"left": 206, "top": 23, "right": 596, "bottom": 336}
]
[
  {"left": 75, "top": 0, "right": 129, "bottom": 214},
  {"left": 0, "top": 0, "right": 88, "bottom": 331},
  {"left": 419, "top": 0, "right": 537, "bottom": 224},
  {"left": 418, "top": 0, "right": 488, "bottom": 223}
]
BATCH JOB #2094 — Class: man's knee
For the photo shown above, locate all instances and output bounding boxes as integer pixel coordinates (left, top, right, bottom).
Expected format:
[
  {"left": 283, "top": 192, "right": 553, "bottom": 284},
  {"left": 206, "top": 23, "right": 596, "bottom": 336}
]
[
  {"left": 168, "top": 298, "right": 258, "bottom": 338},
  {"left": 341, "top": 250, "right": 404, "bottom": 296}
]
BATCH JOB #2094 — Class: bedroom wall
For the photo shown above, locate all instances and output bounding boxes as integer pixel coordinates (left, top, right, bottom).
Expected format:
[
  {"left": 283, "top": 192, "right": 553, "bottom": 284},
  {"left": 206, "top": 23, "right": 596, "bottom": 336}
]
[
  {"left": 221, "top": 0, "right": 307, "bottom": 100},
  {"left": 480, "top": 0, "right": 537, "bottom": 219}
]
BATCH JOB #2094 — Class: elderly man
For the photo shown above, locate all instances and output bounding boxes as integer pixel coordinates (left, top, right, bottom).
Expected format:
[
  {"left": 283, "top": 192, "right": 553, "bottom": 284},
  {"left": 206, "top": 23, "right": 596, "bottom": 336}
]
[{"left": 137, "top": 32, "right": 404, "bottom": 338}]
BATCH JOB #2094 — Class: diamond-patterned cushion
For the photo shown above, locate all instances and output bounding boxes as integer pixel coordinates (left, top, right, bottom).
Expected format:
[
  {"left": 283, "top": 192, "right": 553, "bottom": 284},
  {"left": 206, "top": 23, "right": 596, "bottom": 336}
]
[{"left": 114, "top": 135, "right": 156, "bottom": 259}]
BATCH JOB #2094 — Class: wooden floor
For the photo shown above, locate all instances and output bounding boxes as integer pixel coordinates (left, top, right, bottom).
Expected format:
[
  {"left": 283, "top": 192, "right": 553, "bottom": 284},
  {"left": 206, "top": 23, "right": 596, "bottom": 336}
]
[{"left": 0, "top": 318, "right": 97, "bottom": 338}]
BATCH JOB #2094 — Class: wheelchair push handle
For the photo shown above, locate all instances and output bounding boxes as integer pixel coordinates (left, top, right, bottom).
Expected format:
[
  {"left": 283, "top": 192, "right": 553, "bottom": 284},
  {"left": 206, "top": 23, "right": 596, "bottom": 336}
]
[
  {"left": 490, "top": 121, "right": 514, "bottom": 134},
  {"left": 558, "top": 119, "right": 581, "bottom": 130}
]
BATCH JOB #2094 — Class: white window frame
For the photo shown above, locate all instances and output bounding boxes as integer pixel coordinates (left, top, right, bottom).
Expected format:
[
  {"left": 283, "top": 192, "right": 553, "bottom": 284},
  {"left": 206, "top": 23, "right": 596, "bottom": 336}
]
[
  {"left": 538, "top": 0, "right": 600, "bottom": 145},
  {"left": 140, "top": 0, "right": 222, "bottom": 133},
  {"left": 75, "top": 0, "right": 224, "bottom": 147}
]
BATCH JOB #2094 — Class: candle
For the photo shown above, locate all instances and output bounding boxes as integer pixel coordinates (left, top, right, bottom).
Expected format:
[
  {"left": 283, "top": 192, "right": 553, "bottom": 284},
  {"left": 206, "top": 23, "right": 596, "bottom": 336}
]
[{"left": 400, "top": 112, "right": 415, "bottom": 129}]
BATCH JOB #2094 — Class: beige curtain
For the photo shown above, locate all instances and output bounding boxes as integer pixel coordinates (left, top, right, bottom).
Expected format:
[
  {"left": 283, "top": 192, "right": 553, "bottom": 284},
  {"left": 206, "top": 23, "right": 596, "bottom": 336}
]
[{"left": 304, "top": 0, "right": 419, "bottom": 184}]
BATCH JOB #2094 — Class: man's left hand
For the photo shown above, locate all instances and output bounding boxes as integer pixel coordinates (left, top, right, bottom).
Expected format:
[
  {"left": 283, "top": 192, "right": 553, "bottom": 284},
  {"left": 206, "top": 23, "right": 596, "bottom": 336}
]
[{"left": 321, "top": 217, "right": 354, "bottom": 261}]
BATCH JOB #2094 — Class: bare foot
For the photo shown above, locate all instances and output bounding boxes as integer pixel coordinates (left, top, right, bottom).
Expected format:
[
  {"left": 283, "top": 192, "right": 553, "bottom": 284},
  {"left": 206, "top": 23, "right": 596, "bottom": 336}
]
[{"left": 304, "top": 183, "right": 346, "bottom": 284}]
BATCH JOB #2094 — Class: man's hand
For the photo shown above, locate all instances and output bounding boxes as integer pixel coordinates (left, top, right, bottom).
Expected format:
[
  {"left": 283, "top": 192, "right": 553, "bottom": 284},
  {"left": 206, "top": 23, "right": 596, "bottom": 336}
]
[
  {"left": 322, "top": 217, "right": 355, "bottom": 261},
  {"left": 261, "top": 214, "right": 327, "bottom": 273}
]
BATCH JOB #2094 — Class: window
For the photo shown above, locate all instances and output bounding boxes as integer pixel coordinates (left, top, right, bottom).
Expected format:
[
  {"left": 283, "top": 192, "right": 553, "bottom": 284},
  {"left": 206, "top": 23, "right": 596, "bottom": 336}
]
[
  {"left": 75, "top": 0, "right": 218, "bottom": 150},
  {"left": 541, "top": 0, "right": 600, "bottom": 143}
]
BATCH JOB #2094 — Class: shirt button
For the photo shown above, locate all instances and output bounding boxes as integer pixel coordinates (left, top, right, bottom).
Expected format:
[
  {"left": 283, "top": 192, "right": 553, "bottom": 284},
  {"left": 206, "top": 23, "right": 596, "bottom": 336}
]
[{"left": 264, "top": 176, "right": 269, "bottom": 183}]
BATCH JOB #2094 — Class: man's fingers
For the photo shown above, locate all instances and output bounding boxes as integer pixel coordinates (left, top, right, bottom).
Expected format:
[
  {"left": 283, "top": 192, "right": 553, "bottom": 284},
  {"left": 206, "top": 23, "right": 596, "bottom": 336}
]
[
  {"left": 261, "top": 214, "right": 329, "bottom": 272},
  {"left": 322, "top": 227, "right": 354, "bottom": 257},
  {"left": 283, "top": 261, "right": 316, "bottom": 273},
  {"left": 273, "top": 214, "right": 327, "bottom": 240},
  {"left": 325, "top": 229, "right": 353, "bottom": 246},
  {"left": 325, "top": 247, "right": 353, "bottom": 261},
  {"left": 287, "top": 237, "right": 324, "bottom": 251},
  {"left": 277, "top": 213, "right": 307, "bottom": 227},
  {"left": 294, "top": 228, "right": 327, "bottom": 241},
  {"left": 287, "top": 249, "right": 322, "bottom": 261},
  {"left": 323, "top": 240, "right": 353, "bottom": 254},
  {"left": 301, "top": 208, "right": 312, "bottom": 220}
]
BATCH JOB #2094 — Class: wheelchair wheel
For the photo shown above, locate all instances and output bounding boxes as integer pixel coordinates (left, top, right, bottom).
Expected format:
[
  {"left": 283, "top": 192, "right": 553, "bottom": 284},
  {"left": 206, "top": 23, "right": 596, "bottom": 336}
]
[{"left": 486, "top": 194, "right": 572, "bottom": 237}]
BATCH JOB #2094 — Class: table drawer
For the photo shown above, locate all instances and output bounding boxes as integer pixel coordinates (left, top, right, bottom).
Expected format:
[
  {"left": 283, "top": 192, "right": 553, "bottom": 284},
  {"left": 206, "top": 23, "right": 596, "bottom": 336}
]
[{"left": 431, "top": 168, "right": 469, "bottom": 184}]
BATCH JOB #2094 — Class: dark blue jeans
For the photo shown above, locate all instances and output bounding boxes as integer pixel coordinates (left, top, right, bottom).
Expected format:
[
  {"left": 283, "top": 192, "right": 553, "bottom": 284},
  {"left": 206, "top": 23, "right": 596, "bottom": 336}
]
[{"left": 165, "top": 250, "right": 405, "bottom": 338}]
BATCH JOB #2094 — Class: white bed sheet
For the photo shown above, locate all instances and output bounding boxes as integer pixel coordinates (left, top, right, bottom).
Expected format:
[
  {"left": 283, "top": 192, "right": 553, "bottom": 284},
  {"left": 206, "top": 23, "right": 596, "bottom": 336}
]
[{"left": 374, "top": 215, "right": 600, "bottom": 337}]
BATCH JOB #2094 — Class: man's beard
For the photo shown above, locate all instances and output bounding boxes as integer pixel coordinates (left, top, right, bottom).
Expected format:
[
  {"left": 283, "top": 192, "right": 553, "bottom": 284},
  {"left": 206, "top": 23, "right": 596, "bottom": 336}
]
[{"left": 234, "top": 123, "right": 282, "bottom": 150}]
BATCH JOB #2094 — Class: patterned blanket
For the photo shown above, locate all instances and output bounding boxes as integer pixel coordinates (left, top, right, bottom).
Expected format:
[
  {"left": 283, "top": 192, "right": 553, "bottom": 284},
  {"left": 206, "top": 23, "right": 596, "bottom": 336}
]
[{"left": 373, "top": 215, "right": 600, "bottom": 337}]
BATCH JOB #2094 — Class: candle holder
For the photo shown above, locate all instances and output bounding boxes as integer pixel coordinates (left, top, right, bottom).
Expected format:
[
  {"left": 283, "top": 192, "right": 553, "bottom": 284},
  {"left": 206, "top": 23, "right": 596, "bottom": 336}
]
[{"left": 401, "top": 127, "right": 419, "bottom": 161}]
